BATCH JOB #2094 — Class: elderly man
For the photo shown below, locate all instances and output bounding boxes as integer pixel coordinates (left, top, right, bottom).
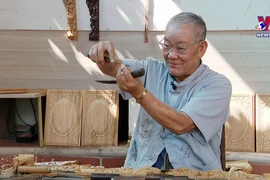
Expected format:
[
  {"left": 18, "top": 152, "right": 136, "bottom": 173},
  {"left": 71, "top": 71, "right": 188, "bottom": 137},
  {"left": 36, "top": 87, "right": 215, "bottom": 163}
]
[{"left": 88, "top": 12, "right": 232, "bottom": 171}]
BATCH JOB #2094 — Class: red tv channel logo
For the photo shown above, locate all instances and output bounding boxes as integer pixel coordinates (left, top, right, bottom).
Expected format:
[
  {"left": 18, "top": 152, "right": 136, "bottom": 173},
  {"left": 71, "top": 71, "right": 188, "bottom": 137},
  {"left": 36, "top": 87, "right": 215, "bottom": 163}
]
[
  {"left": 255, "top": 16, "right": 270, "bottom": 38},
  {"left": 255, "top": 16, "right": 270, "bottom": 30}
]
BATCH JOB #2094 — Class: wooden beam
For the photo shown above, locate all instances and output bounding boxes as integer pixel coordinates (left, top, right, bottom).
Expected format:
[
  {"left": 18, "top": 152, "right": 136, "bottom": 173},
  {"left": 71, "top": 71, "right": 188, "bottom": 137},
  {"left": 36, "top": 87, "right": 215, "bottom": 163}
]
[{"left": 144, "top": 0, "right": 149, "bottom": 43}]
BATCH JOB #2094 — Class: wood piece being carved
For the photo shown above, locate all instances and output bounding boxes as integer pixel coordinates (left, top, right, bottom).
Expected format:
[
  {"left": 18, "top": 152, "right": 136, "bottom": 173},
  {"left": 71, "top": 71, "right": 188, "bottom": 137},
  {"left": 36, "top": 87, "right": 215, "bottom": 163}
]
[
  {"left": 86, "top": 0, "right": 99, "bottom": 41},
  {"left": 81, "top": 90, "right": 119, "bottom": 146},
  {"left": 62, "top": 0, "right": 78, "bottom": 40}
]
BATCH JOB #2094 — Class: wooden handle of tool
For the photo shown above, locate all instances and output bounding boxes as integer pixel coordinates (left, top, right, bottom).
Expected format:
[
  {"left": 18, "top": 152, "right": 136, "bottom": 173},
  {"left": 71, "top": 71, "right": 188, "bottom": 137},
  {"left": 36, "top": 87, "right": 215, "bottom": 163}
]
[
  {"left": 18, "top": 166, "right": 51, "bottom": 173},
  {"left": 87, "top": 54, "right": 145, "bottom": 78},
  {"left": 131, "top": 68, "right": 145, "bottom": 78},
  {"left": 105, "top": 56, "right": 145, "bottom": 78}
]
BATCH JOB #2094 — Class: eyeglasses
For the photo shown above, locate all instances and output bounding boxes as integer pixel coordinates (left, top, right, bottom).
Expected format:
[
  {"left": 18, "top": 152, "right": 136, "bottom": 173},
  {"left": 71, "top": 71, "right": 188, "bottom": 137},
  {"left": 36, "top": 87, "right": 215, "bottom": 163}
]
[{"left": 159, "top": 38, "right": 203, "bottom": 54}]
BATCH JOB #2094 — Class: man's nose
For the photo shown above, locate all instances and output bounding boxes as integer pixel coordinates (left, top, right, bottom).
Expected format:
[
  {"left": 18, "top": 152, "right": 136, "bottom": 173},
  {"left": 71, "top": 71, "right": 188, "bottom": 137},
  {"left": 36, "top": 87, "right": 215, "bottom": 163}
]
[{"left": 167, "top": 48, "right": 178, "bottom": 58}]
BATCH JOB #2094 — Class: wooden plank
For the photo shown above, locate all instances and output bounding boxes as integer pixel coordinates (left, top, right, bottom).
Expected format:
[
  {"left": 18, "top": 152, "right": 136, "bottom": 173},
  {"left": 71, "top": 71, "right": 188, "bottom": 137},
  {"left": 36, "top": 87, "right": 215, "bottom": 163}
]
[
  {"left": 37, "top": 96, "right": 43, "bottom": 147},
  {"left": 0, "top": 89, "right": 27, "bottom": 94},
  {"left": 0, "top": 92, "right": 46, "bottom": 98}
]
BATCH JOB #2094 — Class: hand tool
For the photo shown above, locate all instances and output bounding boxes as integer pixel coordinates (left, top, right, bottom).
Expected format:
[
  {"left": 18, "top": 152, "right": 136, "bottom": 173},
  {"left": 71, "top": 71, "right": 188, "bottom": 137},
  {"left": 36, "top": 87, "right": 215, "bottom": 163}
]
[{"left": 86, "top": 53, "right": 145, "bottom": 84}]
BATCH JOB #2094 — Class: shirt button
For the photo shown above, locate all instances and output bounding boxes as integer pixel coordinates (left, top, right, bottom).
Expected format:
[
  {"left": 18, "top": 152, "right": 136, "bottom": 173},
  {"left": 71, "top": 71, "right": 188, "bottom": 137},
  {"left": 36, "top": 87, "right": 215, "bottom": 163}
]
[{"left": 148, "top": 155, "right": 153, "bottom": 160}]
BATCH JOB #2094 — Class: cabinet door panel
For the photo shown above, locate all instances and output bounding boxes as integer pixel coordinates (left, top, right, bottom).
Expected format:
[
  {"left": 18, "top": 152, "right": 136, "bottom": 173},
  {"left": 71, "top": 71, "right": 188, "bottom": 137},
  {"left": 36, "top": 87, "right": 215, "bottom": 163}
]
[
  {"left": 44, "top": 89, "right": 82, "bottom": 146},
  {"left": 256, "top": 94, "right": 270, "bottom": 153},
  {"left": 225, "top": 94, "right": 255, "bottom": 152},
  {"left": 81, "top": 90, "right": 119, "bottom": 146}
]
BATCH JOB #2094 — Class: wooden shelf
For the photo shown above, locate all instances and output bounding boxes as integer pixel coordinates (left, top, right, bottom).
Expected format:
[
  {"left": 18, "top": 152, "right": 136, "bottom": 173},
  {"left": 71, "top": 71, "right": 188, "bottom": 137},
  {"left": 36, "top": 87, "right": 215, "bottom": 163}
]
[
  {"left": 0, "top": 92, "right": 46, "bottom": 98},
  {"left": 0, "top": 89, "right": 47, "bottom": 147}
]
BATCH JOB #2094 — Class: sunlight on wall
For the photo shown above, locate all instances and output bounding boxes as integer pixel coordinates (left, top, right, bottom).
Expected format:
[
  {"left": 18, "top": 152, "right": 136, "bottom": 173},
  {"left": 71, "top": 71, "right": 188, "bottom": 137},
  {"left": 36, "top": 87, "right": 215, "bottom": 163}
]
[
  {"left": 152, "top": 0, "right": 182, "bottom": 30},
  {"left": 52, "top": 17, "right": 65, "bottom": 30},
  {"left": 204, "top": 40, "right": 253, "bottom": 93},
  {"left": 48, "top": 39, "right": 68, "bottom": 63},
  {"left": 116, "top": 6, "right": 132, "bottom": 26},
  {"left": 69, "top": 42, "right": 104, "bottom": 76}
]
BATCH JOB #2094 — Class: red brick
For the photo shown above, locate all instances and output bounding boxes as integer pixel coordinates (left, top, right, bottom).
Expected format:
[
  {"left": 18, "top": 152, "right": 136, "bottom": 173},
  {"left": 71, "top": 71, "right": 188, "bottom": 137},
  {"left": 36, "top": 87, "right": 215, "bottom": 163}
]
[
  {"left": 251, "top": 163, "right": 270, "bottom": 175},
  {"left": 101, "top": 157, "right": 125, "bottom": 168}
]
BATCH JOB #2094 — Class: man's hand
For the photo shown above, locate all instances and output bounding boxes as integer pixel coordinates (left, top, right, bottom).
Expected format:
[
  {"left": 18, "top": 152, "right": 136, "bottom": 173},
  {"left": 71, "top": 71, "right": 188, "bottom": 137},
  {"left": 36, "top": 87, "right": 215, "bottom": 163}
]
[
  {"left": 87, "top": 41, "right": 121, "bottom": 78},
  {"left": 116, "top": 64, "right": 145, "bottom": 99}
]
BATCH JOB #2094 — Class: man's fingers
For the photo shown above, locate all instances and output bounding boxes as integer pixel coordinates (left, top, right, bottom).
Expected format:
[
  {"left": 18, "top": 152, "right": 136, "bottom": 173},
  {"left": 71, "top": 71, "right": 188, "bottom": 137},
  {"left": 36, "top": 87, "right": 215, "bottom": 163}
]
[{"left": 88, "top": 41, "right": 118, "bottom": 64}]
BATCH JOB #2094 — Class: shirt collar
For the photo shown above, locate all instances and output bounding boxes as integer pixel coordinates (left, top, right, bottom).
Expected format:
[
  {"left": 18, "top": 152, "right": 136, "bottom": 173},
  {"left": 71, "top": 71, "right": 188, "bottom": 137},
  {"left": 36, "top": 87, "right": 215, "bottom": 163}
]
[{"left": 169, "top": 60, "right": 207, "bottom": 88}]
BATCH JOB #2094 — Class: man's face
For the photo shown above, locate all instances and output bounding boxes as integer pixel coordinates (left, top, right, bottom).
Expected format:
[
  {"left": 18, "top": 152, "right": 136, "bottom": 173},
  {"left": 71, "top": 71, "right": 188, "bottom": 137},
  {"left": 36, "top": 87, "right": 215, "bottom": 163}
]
[{"left": 162, "top": 23, "right": 207, "bottom": 82}]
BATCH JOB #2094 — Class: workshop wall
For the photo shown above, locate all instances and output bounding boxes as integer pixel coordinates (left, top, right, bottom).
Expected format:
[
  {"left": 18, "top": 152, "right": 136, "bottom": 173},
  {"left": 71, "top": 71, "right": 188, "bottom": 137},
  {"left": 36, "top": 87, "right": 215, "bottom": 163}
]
[
  {"left": 0, "top": 0, "right": 270, "bottom": 137},
  {"left": 1, "top": 0, "right": 269, "bottom": 31}
]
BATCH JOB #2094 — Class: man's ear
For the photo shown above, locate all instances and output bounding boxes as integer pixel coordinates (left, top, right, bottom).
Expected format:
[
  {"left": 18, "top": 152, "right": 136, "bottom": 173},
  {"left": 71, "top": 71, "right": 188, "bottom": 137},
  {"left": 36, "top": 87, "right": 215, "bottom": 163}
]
[{"left": 198, "top": 40, "right": 208, "bottom": 59}]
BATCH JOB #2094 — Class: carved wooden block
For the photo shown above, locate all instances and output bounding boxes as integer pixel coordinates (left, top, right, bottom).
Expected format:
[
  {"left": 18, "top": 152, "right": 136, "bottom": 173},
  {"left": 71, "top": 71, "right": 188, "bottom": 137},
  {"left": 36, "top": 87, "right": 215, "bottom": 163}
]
[
  {"left": 44, "top": 89, "right": 82, "bottom": 146},
  {"left": 62, "top": 0, "right": 78, "bottom": 40},
  {"left": 225, "top": 94, "right": 255, "bottom": 152},
  {"left": 256, "top": 94, "right": 270, "bottom": 153},
  {"left": 86, "top": 0, "right": 99, "bottom": 41},
  {"left": 81, "top": 90, "right": 119, "bottom": 146}
]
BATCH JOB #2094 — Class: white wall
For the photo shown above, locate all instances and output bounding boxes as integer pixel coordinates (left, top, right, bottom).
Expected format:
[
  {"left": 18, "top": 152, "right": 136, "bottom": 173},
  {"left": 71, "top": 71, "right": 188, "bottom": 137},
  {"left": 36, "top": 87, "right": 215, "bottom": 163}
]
[{"left": 1, "top": 0, "right": 270, "bottom": 31}]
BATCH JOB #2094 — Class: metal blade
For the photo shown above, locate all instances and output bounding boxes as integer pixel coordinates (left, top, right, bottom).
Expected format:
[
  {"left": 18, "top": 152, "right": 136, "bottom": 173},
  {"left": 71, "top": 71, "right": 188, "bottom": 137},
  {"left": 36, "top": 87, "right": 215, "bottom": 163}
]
[{"left": 95, "top": 80, "right": 117, "bottom": 84}]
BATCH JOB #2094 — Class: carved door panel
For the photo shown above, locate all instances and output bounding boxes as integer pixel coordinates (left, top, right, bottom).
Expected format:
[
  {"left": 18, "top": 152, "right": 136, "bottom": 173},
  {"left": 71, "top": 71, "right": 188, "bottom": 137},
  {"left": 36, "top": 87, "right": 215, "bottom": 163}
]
[
  {"left": 256, "top": 94, "right": 270, "bottom": 153},
  {"left": 44, "top": 89, "right": 82, "bottom": 146},
  {"left": 81, "top": 90, "right": 119, "bottom": 146},
  {"left": 225, "top": 94, "right": 255, "bottom": 152}
]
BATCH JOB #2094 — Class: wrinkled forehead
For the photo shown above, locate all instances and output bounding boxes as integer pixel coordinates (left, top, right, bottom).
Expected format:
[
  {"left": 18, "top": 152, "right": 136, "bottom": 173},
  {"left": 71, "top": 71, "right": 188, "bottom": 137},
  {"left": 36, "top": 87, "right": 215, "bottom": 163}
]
[{"left": 165, "top": 23, "right": 197, "bottom": 43}]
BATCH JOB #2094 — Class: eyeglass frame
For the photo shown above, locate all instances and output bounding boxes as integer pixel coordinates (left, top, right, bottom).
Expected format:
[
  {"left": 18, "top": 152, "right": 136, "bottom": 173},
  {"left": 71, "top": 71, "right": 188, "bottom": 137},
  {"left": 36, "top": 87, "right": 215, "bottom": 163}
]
[{"left": 159, "top": 38, "right": 203, "bottom": 55}]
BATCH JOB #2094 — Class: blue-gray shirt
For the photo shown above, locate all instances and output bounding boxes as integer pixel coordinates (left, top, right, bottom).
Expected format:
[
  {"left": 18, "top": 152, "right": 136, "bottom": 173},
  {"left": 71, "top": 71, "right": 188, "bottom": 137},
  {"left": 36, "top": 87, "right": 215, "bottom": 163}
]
[{"left": 120, "top": 57, "right": 232, "bottom": 171}]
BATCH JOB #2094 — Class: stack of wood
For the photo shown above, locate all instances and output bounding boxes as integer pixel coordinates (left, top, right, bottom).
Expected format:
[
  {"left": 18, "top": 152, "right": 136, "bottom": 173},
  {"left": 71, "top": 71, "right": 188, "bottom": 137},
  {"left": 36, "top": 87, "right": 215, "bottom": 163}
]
[{"left": 2, "top": 154, "right": 270, "bottom": 180}]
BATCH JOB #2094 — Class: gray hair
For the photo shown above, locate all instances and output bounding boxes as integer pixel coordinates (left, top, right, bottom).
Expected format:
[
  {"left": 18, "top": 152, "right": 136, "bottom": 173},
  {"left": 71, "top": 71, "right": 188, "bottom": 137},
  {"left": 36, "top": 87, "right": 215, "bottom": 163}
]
[{"left": 166, "top": 12, "right": 207, "bottom": 41}]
